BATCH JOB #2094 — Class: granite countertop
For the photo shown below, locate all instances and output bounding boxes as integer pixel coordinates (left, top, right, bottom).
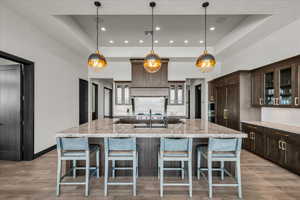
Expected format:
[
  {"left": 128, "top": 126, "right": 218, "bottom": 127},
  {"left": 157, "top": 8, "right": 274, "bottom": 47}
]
[
  {"left": 242, "top": 121, "right": 300, "bottom": 134},
  {"left": 57, "top": 119, "right": 247, "bottom": 138}
]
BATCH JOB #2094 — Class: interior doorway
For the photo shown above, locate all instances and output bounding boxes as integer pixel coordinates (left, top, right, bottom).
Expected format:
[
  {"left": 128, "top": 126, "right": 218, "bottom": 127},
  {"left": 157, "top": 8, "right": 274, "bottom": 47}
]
[
  {"left": 104, "top": 87, "right": 113, "bottom": 118},
  {"left": 195, "top": 84, "right": 202, "bottom": 119},
  {"left": 79, "top": 79, "right": 99, "bottom": 125},
  {"left": 0, "top": 51, "right": 34, "bottom": 161}
]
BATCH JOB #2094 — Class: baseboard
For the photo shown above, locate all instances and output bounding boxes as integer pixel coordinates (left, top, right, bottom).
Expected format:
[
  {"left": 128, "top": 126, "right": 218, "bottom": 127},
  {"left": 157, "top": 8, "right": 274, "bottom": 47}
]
[{"left": 34, "top": 145, "right": 56, "bottom": 159}]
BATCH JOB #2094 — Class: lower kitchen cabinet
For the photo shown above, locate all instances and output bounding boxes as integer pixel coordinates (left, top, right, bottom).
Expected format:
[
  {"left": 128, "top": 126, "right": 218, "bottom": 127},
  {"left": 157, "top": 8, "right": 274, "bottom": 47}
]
[{"left": 241, "top": 122, "right": 300, "bottom": 175}]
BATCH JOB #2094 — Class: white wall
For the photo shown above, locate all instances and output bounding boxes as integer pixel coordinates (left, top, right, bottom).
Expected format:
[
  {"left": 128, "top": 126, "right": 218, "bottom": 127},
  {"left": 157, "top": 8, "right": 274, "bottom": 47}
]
[
  {"left": 219, "top": 17, "right": 300, "bottom": 126},
  {"left": 0, "top": 4, "right": 87, "bottom": 153}
]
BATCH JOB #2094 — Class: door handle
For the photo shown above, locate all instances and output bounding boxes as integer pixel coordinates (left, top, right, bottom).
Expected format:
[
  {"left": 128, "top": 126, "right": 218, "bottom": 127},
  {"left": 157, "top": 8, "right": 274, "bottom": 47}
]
[
  {"left": 278, "top": 140, "right": 282, "bottom": 150},
  {"left": 259, "top": 98, "right": 264, "bottom": 105},
  {"left": 223, "top": 109, "right": 228, "bottom": 120},
  {"left": 281, "top": 141, "right": 286, "bottom": 151},
  {"left": 295, "top": 97, "right": 299, "bottom": 106}
]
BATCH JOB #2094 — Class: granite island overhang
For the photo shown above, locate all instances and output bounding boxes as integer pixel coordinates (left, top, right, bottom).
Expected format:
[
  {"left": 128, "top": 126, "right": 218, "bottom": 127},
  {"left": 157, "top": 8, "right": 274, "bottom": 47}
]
[{"left": 57, "top": 119, "right": 247, "bottom": 176}]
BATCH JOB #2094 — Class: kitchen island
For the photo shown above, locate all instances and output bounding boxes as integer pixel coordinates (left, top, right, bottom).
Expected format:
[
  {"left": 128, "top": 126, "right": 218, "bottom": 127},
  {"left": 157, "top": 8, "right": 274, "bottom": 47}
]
[{"left": 57, "top": 119, "right": 247, "bottom": 176}]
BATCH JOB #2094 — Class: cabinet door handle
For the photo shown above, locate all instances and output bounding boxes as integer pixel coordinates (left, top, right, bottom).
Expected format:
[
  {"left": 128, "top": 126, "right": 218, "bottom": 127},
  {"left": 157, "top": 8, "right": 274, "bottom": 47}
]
[
  {"left": 259, "top": 98, "right": 264, "bottom": 105},
  {"left": 295, "top": 97, "right": 299, "bottom": 106},
  {"left": 223, "top": 109, "right": 228, "bottom": 120},
  {"left": 282, "top": 141, "right": 286, "bottom": 151},
  {"left": 278, "top": 140, "right": 282, "bottom": 150}
]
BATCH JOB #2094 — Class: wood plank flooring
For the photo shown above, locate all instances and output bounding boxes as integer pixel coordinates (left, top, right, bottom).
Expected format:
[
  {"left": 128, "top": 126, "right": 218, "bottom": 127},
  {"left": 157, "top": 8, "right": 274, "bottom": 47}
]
[{"left": 0, "top": 150, "right": 300, "bottom": 200}]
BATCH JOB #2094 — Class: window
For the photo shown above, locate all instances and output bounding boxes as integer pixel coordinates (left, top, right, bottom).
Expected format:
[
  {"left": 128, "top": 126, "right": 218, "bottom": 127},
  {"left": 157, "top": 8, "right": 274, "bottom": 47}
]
[
  {"left": 115, "top": 83, "right": 131, "bottom": 105},
  {"left": 177, "top": 85, "right": 183, "bottom": 104},
  {"left": 169, "top": 83, "right": 184, "bottom": 105},
  {"left": 170, "top": 85, "right": 176, "bottom": 104},
  {"left": 116, "top": 85, "right": 123, "bottom": 104},
  {"left": 124, "top": 85, "right": 130, "bottom": 104}
]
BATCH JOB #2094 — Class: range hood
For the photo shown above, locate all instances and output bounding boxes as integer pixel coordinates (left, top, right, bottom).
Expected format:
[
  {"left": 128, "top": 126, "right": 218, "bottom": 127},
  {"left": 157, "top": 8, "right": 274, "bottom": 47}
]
[{"left": 130, "top": 87, "right": 169, "bottom": 97}]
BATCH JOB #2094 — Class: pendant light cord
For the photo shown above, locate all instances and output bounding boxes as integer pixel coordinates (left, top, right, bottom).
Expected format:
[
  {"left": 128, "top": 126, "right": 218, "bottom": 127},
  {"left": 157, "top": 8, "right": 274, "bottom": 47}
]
[
  {"left": 204, "top": 6, "right": 207, "bottom": 52},
  {"left": 151, "top": 6, "right": 154, "bottom": 51},
  {"left": 96, "top": 6, "right": 99, "bottom": 51}
]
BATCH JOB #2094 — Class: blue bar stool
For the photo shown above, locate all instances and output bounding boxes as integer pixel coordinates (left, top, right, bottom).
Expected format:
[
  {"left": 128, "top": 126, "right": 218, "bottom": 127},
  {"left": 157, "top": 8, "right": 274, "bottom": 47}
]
[
  {"left": 158, "top": 138, "right": 193, "bottom": 197},
  {"left": 104, "top": 137, "right": 138, "bottom": 196},
  {"left": 56, "top": 137, "right": 100, "bottom": 196},
  {"left": 197, "top": 138, "right": 242, "bottom": 199}
]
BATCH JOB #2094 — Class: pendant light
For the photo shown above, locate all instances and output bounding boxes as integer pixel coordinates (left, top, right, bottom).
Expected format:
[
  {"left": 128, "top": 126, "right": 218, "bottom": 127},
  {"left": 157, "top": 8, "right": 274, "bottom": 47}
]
[
  {"left": 88, "top": 1, "right": 107, "bottom": 69},
  {"left": 195, "top": 2, "right": 216, "bottom": 72},
  {"left": 144, "top": 1, "right": 161, "bottom": 73}
]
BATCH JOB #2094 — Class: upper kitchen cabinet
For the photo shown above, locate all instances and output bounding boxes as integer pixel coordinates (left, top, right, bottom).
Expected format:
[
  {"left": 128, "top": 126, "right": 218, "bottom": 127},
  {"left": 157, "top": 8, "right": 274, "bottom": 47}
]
[
  {"left": 168, "top": 81, "right": 185, "bottom": 105},
  {"left": 115, "top": 82, "right": 131, "bottom": 105},
  {"left": 130, "top": 58, "right": 169, "bottom": 88},
  {"left": 251, "top": 55, "right": 300, "bottom": 108},
  {"left": 251, "top": 69, "right": 264, "bottom": 106}
]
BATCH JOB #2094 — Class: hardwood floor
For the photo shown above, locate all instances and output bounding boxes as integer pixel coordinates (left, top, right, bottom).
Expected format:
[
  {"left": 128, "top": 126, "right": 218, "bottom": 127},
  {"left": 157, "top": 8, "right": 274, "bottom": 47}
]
[{"left": 0, "top": 150, "right": 300, "bottom": 200}]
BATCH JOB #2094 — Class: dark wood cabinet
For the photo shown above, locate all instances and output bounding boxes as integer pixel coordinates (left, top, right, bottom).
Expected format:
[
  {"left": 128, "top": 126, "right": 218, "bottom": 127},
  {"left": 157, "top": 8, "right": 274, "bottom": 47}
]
[
  {"left": 212, "top": 71, "right": 260, "bottom": 131},
  {"left": 251, "top": 55, "right": 300, "bottom": 108},
  {"left": 251, "top": 70, "right": 264, "bottom": 106},
  {"left": 241, "top": 122, "right": 300, "bottom": 175}
]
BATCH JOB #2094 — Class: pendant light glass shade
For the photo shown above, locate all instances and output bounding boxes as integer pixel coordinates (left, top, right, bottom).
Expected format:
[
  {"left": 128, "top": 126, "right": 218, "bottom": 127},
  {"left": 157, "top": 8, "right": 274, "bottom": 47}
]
[
  {"left": 144, "top": 50, "right": 161, "bottom": 73},
  {"left": 88, "top": 1, "right": 107, "bottom": 69},
  {"left": 195, "top": 50, "right": 216, "bottom": 72},
  {"left": 88, "top": 50, "right": 107, "bottom": 68},
  {"left": 144, "top": 2, "right": 161, "bottom": 73},
  {"left": 195, "top": 2, "right": 216, "bottom": 72}
]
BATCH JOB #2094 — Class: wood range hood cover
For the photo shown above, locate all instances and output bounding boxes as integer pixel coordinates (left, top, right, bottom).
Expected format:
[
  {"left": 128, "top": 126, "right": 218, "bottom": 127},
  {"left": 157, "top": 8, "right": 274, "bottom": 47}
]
[{"left": 130, "top": 58, "right": 169, "bottom": 97}]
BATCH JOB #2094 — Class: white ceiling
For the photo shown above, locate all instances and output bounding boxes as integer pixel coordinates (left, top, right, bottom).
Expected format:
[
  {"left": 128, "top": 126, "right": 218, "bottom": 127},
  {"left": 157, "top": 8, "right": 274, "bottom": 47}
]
[
  {"left": 72, "top": 15, "right": 250, "bottom": 47},
  {"left": 2, "top": 0, "right": 300, "bottom": 58}
]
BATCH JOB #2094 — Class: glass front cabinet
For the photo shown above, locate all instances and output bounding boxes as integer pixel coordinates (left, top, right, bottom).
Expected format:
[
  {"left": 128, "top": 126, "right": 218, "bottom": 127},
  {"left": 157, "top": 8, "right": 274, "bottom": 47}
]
[{"left": 259, "top": 57, "right": 300, "bottom": 107}]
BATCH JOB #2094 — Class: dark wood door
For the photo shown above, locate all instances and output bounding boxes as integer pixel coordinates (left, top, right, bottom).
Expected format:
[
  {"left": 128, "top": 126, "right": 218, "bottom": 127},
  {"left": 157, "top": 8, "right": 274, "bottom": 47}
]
[
  {"left": 254, "top": 130, "right": 265, "bottom": 157},
  {"left": 227, "top": 84, "right": 239, "bottom": 130},
  {"left": 79, "top": 79, "right": 88, "bottom": 125},
  {"left": 216, "top": 86, "right": 227, "bottom": 127},
  {"left": 195, "top": 84, "right": 201, "bottom": 118},
  {"left": 285, "top": 140, "right": 300, "bottom": 174},
  {"left": 0, "top": 65, "right": 22, "bottom": 160},
  {"left": 265, "top": 133, "right": 282, "bottom": 163}
]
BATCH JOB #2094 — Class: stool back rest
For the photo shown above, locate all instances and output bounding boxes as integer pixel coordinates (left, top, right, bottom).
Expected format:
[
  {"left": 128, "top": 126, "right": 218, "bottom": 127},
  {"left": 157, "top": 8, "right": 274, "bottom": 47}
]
[
  {"left": 104, "top": 138, "right": 136, "bottom": 153},
  {"left": 56, "top": 137, "right": 89, "bottom": 151},
  {"left": 208, "top": 138, "right": 242, "bottom": 153},
  {"left": 160, "top": 138, "right": 192, "bottom": 153}
]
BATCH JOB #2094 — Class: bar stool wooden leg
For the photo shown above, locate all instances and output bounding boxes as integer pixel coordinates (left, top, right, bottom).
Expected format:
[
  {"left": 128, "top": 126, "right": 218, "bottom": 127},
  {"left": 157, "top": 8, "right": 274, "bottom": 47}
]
[
  {"left": 112, "top": 160, "right": 116, "bottom": 179},
  {"left": 56, "top": 158, "right": 62, "bottom": 196},
  {"left": 160, "top": 158, "right": 164, "bottom": 197},
  {"left": 181, "top": 161, "right": 185, "bottom": 180},
  {"left": 221, "top": 161, "right": 225, "bottom": 180},
  {"left": 236, "top": 159, "right": 242, "bottom": 199},
  {"left": 85, "top": 153, "right": 90, "bottom": 197},
  {"left": 188, "top": 159, "right": 193, "bottom": 197},
  {"left": 104, "top": 156, "right": 109, "bottom": 196},
  {"left": 96, "top": 149, "right": 100, "bottom": 178},
  {"left": 197, "top": 150, "right": 201, "bottom": 180},
  {"left": 133, "top": 155, "right": 137, "bottom": 196},
  {"left": 72, "top": 160, "right": 76, "bottom": 178},
  {"left": 208, "top": 156, "right": 213, "bottom": 199}
]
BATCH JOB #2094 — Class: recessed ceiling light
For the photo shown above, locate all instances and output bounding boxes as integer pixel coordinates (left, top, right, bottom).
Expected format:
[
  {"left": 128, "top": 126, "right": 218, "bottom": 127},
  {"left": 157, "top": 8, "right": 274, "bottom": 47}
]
[
  {"left": 209, "top": 27, "right": 215, "bottom": 31},
  {"left": 101, "top": 27, "right": 106, "bottom": 31},
  {"left": 139, "top": 40, "right": 144, "bottom": 43},
  {"left": 184, "top": 40, "right": 189, "bottom": 44},
  {"left": 124, "top": 40, "right": 129, "bottom": 44},
  {"left": 109, "top": 40, "right": 114, "bottom": 44},
  {"left": 154, "top": 40, "right": 158, "bottom": 43},
  {"left": 169, "top": 40, "right": 174, "bottom": 44},
  {"left": 155, "top": 26, "right": 160, "bottom": 31},
  {"left": 199, "top": 40, "right": 204, "bottom": 43}
]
